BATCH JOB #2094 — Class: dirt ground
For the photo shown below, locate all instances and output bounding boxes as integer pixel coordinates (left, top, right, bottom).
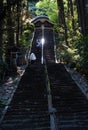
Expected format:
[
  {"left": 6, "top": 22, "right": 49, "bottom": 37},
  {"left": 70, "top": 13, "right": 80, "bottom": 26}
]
[{"left": 0, "top": 65, "right": 27, "bottom": 118}]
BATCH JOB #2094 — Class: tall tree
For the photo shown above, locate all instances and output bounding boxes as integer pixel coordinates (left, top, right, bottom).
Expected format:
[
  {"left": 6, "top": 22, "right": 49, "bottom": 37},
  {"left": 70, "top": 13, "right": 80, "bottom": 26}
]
[
  {"left": 57, "top": 0, "right": 68, "bottom": 45},
  {"left": 68, "top": 0, "right": 75, "bottom": 32},
  {"left": 76, "top": 0, "right": 86, "bottom": 35},
  {"left": 0, "top": 0, "right": 4, "bottom": 59},
  {"left": 16, "top": 1, "right": 20, "bottom": 46},
  {"left": 7, "top": 0, "right": 14, "bottom": 46}
]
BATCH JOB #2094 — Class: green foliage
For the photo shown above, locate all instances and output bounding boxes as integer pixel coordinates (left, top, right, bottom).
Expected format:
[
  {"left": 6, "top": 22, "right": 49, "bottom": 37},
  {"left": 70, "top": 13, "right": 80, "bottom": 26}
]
[
  {"left": 35, "top": 0, "right": 59, "bottom": 31},
  {"left": 59, "top": 47, "right": 79, "bottom": 66},
  {"left": 63, "top": 0, "right": 79, "bottom": 47},
  {"left": 20, "top": 30, "right": 30, "bottom": 48},
  {"left": 19, "top": 22, "right": 34, "bottom": 49},
  {"left": 75, "top": 35, "right": 88, "bottom": 74}
]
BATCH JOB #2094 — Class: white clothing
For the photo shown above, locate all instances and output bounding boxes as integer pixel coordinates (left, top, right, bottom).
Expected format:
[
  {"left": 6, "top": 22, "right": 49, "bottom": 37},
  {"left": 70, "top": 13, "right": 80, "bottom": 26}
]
[
  {"left": 36, "top": 39, "right": 41, "bottom": 47},
  {"left": 29, "top": 53, "right": 36, "bottom": 61}
]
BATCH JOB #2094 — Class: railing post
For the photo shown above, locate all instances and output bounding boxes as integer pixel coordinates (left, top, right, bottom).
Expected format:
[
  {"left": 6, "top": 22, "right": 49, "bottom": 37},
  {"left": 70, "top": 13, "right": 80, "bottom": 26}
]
[
  {"left": 41, "top": 24, "right": 45, "bottom": 64},
  {"left": 44, "top": 64, "right": 58, "bottom": 130}
]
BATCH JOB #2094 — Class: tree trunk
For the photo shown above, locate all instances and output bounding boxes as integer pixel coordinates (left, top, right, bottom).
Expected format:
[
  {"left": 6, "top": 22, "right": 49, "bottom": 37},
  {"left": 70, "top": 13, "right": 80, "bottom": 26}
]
[
  {"left": 69, "top": 0, "right": 75, "bottom": 32},
  {"left": 7, "top": 1, "right": 14, "bottom": 46},
  {"left": 57, "top": 0, "right": 68, "bottom": 46},
  {"left": 0, "top": 0, "right": 4, "bottom": 60},
  {"left": 76, "top": 0, "right": 86, "bottom": 35},
  {"left": 16, "top": 2, "right": 20, "bottom": 46}
]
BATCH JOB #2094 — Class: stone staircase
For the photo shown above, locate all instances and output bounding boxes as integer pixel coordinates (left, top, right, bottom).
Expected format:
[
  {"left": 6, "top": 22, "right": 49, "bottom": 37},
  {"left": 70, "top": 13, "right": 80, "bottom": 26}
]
[
  {"left": 47, "top": 63, "right": 88, "bottom": 130},
  {"left": 0, "top": 64, "right": 50, "bottom": 130}
]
